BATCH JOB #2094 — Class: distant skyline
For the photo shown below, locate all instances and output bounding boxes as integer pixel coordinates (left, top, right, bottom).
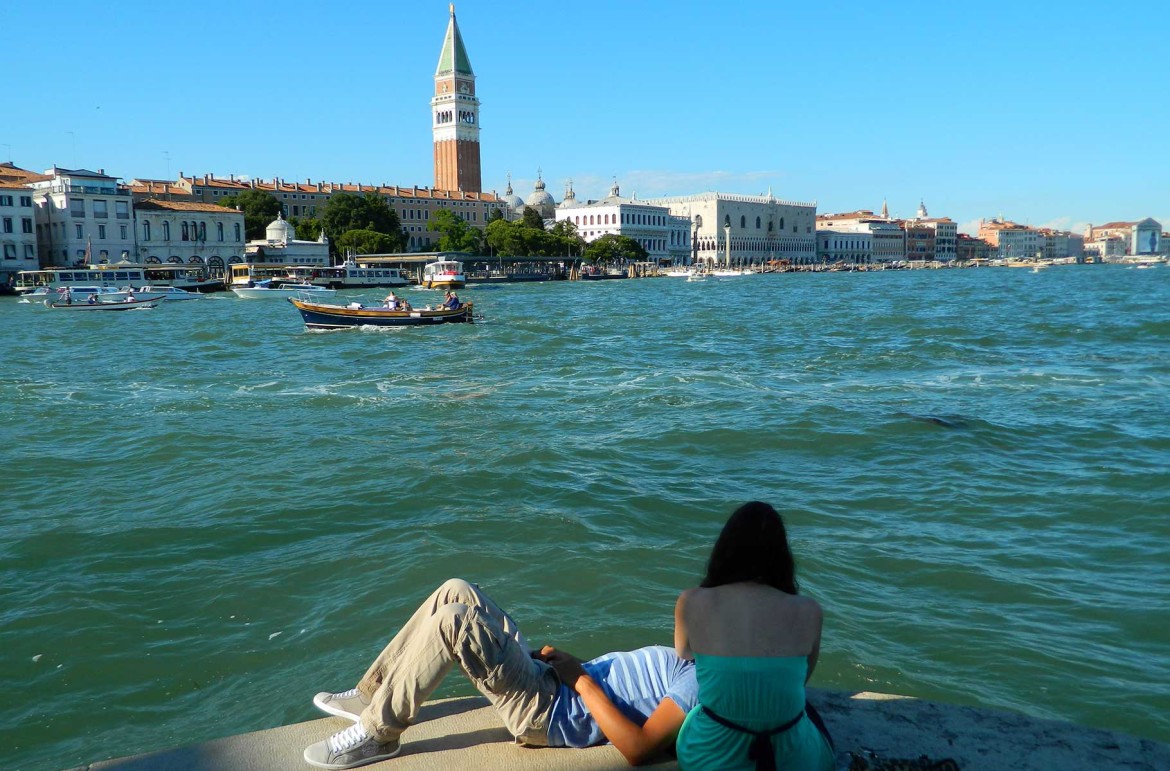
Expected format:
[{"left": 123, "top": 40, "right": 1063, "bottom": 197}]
[{"left": 2, "top": 0, "right": 1167, "bottom": 234}]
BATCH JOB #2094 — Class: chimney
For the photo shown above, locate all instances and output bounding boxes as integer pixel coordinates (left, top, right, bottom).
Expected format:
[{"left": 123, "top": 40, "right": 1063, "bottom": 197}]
[
  {"left": 250, "top": 179, "right": 256, "bottom": 189},
  {"left": 99, "top": 168, "right": 105, "bottom": 175},
  {"left": 306, "top": 177, "right": 311, "bottom": 185},
  {"left": 178, "top": 171, "right": 183, "bottom": 179},
  {"left": 230, "top": 174, "right": 235, "bottom": 182}
]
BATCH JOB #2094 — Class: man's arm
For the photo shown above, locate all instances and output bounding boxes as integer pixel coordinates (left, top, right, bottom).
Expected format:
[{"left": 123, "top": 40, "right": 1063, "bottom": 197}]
[{"left": 541, "top": 647, "right": 686, "bottom": 766}]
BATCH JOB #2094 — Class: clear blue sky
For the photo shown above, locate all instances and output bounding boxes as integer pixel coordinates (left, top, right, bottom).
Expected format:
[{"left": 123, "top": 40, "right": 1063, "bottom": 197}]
[{"left": 2, "top": 0, "right": 1167, "bottom": 234}]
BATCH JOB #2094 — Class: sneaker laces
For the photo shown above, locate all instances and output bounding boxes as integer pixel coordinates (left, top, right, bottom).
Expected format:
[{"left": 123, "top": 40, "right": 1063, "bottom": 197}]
[
  {"left": 332, "top": 687, "right": 361, "bottom": 700},
  {"left": 328, "top": 722, "right": 369, "bottom": 753}
]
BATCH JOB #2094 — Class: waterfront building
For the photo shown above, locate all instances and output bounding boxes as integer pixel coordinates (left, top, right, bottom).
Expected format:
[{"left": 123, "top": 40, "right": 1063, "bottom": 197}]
[
  {"left": 431, "top": 5, "right": 481, "bottom": 193},
  {"left": 916, "top": 213, "right": 957, "bottom": 263},
  {"left": 555, "top": 180, "right": 690, "bottom": 264},
  {"left": 978, "top": 218, "right": 1042, "bottom": 260},
  {"left": 133, "top": 199, "right": 246, "bottom": 277},
  {"left": 28, "top": 166, "right": 135, "bottom": 267},
  {"left": 1037, "top": 229, "right": 1085, "bottom": 261},
  {"left": 1084, "top": 235, "right": 1126, "bottom": 262},
  {"left": 0, "top": 172, "right": 39, "bottom": 284},
  {"left": 955, "top": 233, "right": 995, "bottom": 262},
  {"left": 903, "top": 220, "right": 935, "bottom": 262},
  {"left": 501, "top": 175, "right": 525, "bottom": 219},
  {"left": 1084, "top": 219, "right": 1162, "bottom": 257},
  {"left": 175, "top": 173, "right": 502, "bottom": 252},
  {"left": 815, "top": 210, "right": 905, "bottom": 263},
  {"left": 816, "top": 229, "right": 872, "bottom": 264},
  {"left": 244, "top": 212, "right": 329, "bottom": 266},
  {"left": 644, "top": 191, "right": 817, "bottom": 266},
  {"left": 522, "top": 172, "right": 557, "bottom": 220}
]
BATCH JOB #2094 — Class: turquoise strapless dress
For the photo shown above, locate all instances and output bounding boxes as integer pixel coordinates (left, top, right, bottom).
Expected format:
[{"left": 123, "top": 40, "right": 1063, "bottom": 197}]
[{"left": 676, "top": 654, "right": 833, "bottom": 771}]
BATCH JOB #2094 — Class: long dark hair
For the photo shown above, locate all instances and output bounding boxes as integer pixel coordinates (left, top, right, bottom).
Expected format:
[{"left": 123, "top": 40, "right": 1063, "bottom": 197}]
[{"left": 700, "top": 501, "right": 798, "bottom": 594}]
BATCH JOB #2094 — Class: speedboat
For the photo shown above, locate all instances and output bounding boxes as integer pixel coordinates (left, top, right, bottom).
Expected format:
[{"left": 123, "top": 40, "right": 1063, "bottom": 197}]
[
  {"left": 23, "top": 285, "right": 165, "bottom": 304},
  {"left": 138, "top": 285, "right": 202, "bottom": 301},
  {"left": 288, "top": 297, "right": 474, "bottom": 329},
  {"left": 230, "top": 280, "right": 337, "bottom": 299},
  {"left": 44, "top": 296, "right": 160, "bottom": 311},
  {"left": 663, "top": 267, "right": 695, "bottom": 278}
]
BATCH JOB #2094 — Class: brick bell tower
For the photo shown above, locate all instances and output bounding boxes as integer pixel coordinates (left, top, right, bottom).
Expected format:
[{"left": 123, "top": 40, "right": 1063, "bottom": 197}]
[{"left": 432, "top": 4, "right": 481, "bottom": 193}]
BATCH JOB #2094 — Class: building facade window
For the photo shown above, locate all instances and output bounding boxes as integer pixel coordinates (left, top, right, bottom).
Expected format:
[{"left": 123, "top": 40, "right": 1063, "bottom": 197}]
[
  {"left": 71, "top": 200, "right": 85, "bottom": 217},
  {"left": 181, "top": 222, "right": 189, "bottom": 241},
  {"left": 1, "top": 217, "right": 11, "bottom": 233},
  {"left": 143, "top": 221, "right": 151, "bottom": 241},
  {"left": 75, "top": 224, "right": 84, "bottom": 238},
  {"left": 120, "top": 225, "right": 127, "bottom": 239},
  {"left": 199, "top": 222, "right": 206, "bottom": 241},
  {"left": 20, "top": 195, "right": 32, "bottom": 207},
  {"left": 116, "top": 201, "right": 129, "bottom": 219},
  {"left": 94, "top": 200, "right": 108, "bottom": 219},
  {"left": 217, "top": 222, "right": 224, "bottom": 241},
  {"left": 98, "top": 224, "right": 106, "bottom": 239},
  {"left": 0, "top": 195, "right": 12, "bottom": 206},
  {"left": 162, "top": 222, "right": 170, "bottom": 241},
  {"left": 234, "top": 223, "right": 241, "bottom": 241}
]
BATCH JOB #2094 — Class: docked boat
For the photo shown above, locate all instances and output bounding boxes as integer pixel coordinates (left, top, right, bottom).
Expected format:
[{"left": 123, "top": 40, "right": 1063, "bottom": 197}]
[
  {"left": 711, "top": 268, "right": 753, "bottom": 277},
  {"left": 663, "top": 267, "right": 696, "bottom": 278},
  {"left": 421, "top": 260, "right": 466, "bottom": 289},
  {"left": 230, "top": 280, "right": 337, "bottom": 299},
  {"left": 16, "top": 263, "right": 222, "bottom": 295},
  {"left": 44, "top": 296, "right": 160, "bottom": 311},
  {"left": 284, "top": 258, "right": 409, "bottom": 289},
  {"left": 288, "top": 297, "right": 473, "bottom": 329},
  {"left": 580, "top": 265, "right": 629, "bottom": 280}
]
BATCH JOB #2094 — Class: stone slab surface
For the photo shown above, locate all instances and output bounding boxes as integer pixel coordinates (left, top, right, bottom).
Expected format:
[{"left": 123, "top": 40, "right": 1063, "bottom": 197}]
[{"left": 80, "top": 688, "right": 1170, "bottom": 771}]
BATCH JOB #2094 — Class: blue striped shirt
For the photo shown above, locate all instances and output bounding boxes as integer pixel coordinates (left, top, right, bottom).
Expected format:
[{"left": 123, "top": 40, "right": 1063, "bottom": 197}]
[{"left": 546, "top": 645, "right": 699, "bottom": 748}]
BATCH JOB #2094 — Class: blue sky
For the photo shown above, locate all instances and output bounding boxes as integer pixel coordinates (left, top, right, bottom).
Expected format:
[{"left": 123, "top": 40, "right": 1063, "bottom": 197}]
[{"left": 2, "top": 0, "right": 1167, "bottom": 234}]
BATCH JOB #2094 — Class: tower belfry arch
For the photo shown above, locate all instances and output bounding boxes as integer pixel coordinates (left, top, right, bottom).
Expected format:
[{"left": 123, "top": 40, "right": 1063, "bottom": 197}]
[{"left": 432, "top": 5, "right": 482, "bottom": 193}]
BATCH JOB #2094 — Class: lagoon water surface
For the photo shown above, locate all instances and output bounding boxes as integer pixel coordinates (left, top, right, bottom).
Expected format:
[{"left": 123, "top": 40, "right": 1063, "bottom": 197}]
[{"left": 2, "top": 265, "right": 1168, "bottom": 769}]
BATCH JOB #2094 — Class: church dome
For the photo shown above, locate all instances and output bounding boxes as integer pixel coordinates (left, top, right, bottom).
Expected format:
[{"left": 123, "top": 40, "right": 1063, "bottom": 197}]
[
  {"left": 266, "top": 212, "right": 296, "bottom": 243},
  {"left": 524, "top": 174, "right": 556, "bottom": 217},
  {"left": 502, "top": 178, "right": 524, "bottom": 210}
]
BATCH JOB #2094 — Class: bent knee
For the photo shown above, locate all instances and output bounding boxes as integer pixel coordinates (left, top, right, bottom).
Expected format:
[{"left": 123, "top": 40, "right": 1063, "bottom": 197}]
[{"left": 438, "top": 578, "right": 477, "bottom": 601}]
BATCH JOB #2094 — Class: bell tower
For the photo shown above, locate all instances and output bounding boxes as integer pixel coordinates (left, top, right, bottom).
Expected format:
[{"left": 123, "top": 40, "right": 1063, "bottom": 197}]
[{"left": 432, "top": 5, "right": 481, "bottom": 193}]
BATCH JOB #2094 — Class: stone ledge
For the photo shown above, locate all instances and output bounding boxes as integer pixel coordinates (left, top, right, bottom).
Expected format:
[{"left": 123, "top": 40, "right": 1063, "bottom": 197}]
[{"left": 80, "top": 688, "right": 1170, "bottom": 771}]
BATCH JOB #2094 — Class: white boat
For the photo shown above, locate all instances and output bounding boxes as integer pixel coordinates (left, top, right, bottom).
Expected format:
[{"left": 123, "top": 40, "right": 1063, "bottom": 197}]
[
  {"left": 421, "top": 259, "right": 466, "bottom": 289},
  {"left": 137, "top": 285, "right": 202, "bottom": 301},
  {"left": 711, "top": 268, "right": 751, "bottom": 277},
  {"left": 43, "top": 296, "right": 160, "bottom": 311},
  {"left": 663, "top": 267, "right": 695, "bottom": 278},
  {"left": 16, "top": 262, "right": 222, "bottom": 294},
  {"left": 284, "top": 258, "right": 410, "bottom": 289},
  {"left": 230, "top": 280, "right": 337, "bottom": 299},
  {"left": 23, "top": 285, "right": 165, "bottom": 304}
]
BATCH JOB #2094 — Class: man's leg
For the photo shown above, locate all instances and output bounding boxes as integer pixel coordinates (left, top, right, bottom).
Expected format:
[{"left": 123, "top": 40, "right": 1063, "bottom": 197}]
[
  {"left": 355, "top": 578, "right": 533, "bottom": 700},
  {"left": 359, "top": 591, "right": 559, "bottom": 746}
]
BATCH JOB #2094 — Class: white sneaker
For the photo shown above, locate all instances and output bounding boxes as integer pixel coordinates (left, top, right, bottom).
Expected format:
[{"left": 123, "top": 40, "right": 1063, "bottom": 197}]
[
  {"left": 303, "top": 722, "right": 401, "bottom": 769},
  {"left": 314, "top": 688, "right": 370, "bottom": 721}
]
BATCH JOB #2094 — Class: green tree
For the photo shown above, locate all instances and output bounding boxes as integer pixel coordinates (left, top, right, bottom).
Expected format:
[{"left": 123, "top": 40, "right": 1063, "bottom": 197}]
[
  {"left": 487, "top": 207, "right": 505, "bottom": 223},
  {"left": 428, "top": 209, "right": 484, "bottom": 253},
  {"left": 336, "top": 229, "right": 397, "bottom": 256},
  {"left": 583, "top": 234, "right": 648, "bottom": 264},
  {"left": 219, "top": 189, "right": 282, "bottom": 240},
  {"left": 520, "top": 207, "right": 546, "bottom": 231},
  {"left": 322, "top": 193, "right": 405, "bottom": 248},
  {"left": 484, "top": 218, "right": 521, "bottom": 256},
  {"left": 288, "top": 216, "right": 324, "bottom": 242},
  {"left": 549, "top": 219, "right": 585, "bottom": 257}
]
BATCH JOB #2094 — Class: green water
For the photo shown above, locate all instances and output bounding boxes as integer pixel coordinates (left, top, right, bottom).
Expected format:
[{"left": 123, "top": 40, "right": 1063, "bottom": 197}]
[{"left": 2, "top": 266, "right": 1168, "bottom": 769}]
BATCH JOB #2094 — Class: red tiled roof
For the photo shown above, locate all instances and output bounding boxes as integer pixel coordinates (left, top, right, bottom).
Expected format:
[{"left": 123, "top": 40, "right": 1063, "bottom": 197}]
[{"left": 135, "top": 198, "right": 240, "bottom": 214}]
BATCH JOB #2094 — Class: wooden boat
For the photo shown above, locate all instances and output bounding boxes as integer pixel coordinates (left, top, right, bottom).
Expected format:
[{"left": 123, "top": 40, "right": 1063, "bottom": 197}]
[
  {"left": 44, "top": 296, "right": 160, "bottom": 311},
  {"left": 288, "top": 297, "right": 474, "bottom": 329}
]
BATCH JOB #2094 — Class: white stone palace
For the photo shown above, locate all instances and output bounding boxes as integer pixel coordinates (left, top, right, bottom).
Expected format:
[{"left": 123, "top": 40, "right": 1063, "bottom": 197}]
[
  {"left": 643, "top": 191, "right": 817, "bottom": 266},
  {"left": 555, "top": 180, "right": 690, "bottom": 264}
]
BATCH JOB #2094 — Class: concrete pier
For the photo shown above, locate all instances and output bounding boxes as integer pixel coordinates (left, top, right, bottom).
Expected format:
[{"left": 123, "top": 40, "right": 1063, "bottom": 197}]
[{"left": 78, "top": 688, "right": 1170, "bottom": 771}]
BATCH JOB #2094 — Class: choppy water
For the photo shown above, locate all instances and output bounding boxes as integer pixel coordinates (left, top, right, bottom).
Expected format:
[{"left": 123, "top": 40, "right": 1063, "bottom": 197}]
[{"left": 2, "top": 265, "right": 1168, "bottom": 769}]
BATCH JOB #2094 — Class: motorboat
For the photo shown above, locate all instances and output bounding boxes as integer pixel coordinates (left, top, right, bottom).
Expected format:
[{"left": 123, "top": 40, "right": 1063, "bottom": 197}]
[
  {"left": 421, "top": 259, "right": 466, "bottom": 289},
  {"left": 284, "top": 258, "right": 409, "bottom": 289},
  {"left": 138, "top": 285, "right": 202, "bottom": 301},
  {"left": 43, "top": 296, "right": 160, "bottom": 311},
  {"left": 230, "top": 280, "right": 337, "bottom": 299},
  {"left": 23, "top": 285, "right": 165, "bottom": 304},
  {"left": 288, "top": 297, "right": 474, "bottom": 329},
  {"left": 663, "top": 267, "right": 695, "bottom": 278}
]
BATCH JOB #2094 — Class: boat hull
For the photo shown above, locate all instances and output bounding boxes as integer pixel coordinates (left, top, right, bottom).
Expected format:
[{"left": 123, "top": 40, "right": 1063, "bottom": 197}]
[
  {"left": 421, "top": 278, "right": 466, "bottom": 290},
  {"left": 44, "top": 298, "right": 160, "bottom": 311},
  {"left": 289, "top": 298, "right": 473, "bottom": 329}
]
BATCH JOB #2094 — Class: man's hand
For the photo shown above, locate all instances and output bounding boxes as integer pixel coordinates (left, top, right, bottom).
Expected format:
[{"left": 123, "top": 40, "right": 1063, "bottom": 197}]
[{"left": 536, "top": 646, "right": 588, "bottom": 689}]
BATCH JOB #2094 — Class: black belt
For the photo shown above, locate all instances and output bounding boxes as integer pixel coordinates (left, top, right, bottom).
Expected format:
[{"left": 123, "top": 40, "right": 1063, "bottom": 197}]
[{"left": 700, "top": 705, "right": 805, "bottom": 771}]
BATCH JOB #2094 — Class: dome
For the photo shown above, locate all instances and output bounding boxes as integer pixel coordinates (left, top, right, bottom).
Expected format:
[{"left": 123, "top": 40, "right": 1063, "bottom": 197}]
[
  {"left": 524, "top": 174, "right": 556, "bottom": 218},
  {"left": 502, "top": 178, "right": 524, "bottom": 210},
  {"left": 266, "top": 212, "right": 296, "bottom": 243}
]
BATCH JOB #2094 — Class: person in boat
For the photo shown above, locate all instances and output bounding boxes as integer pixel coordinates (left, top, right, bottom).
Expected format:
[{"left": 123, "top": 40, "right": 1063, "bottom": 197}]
[
  {"left": 61, "top": 287, "right": 72, "bottom": 305},
  {"left": 304, "top": 579, "right": 698, "bottom": 770},
  {"left": 442, "top": 290, "right": 461, "bottom": 310},
  {"left": 673, "top": 502, "right": 834, "bottom": 771},
  {"left": 86, "top": 292, "right": 98, "bottom": 305},
  {"left": 124, "top": 288, "right": 136, "bottom": 302},
  {"left": 383, "top": 291, "right": 399, "bottom": 310},
  {"left": 399, "top": 297, "right": 412, "bottom": 312}
]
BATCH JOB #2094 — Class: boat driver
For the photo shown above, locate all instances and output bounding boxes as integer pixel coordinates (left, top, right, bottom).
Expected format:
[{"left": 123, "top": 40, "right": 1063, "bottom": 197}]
[{"left": 384, "top": 292, "right": 399, "bottom": 310}]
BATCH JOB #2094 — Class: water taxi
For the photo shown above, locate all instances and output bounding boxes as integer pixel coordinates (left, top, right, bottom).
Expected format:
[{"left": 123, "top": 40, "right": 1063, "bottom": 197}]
[
  {"left": 285, "top": 258, "right": 409, "bottom": 289},
  {"left": 16, "top": 263, "right": 222, "bottom": 295},
  {"left": 288, "top": 297, "right": 473, "bottom": 329},
  {"left": 21, "top": 285, "right": 165, "bottom": 303},
  {"left": 421, "top": 259, "right": 466, "bottom": 289},
  {"left": 230, "top": 280, "right": 337, "bottom": 299},
  {"left": 43, "top": 295, "right": 160, "bottom": 311}
]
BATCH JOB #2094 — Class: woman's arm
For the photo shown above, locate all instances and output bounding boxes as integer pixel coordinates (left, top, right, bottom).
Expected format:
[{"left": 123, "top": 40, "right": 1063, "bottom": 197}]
[
  {"left": 543, "top": 648, "right": 686, "bottom": 766},
  {"left": 674, "top": 589, "right": 695, "bottom": 661}
]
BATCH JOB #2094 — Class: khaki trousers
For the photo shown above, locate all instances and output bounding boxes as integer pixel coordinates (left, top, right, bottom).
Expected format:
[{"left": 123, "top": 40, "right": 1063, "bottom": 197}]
[{"left": 355, "top": 579, "right": 559, "bottom": 746}]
